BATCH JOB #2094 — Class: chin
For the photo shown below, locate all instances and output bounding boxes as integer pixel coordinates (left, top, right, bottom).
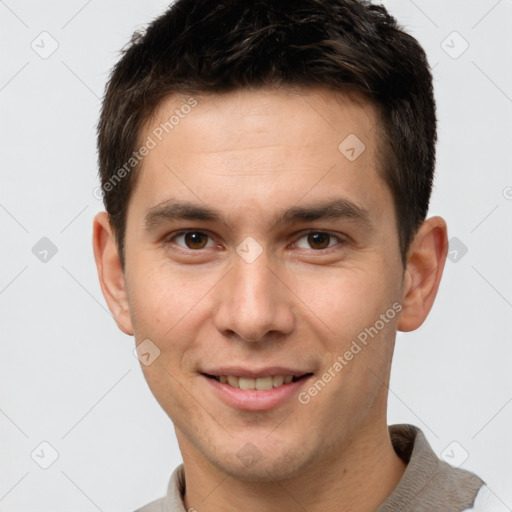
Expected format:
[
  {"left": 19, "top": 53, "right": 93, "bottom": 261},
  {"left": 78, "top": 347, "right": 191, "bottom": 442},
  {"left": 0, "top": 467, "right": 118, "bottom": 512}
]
[
  {"left": 224, "top": 463, "right": 307, "bottom": 483},
  {"left": 208, "top": 444, "right": 312, "bottom": 483}
]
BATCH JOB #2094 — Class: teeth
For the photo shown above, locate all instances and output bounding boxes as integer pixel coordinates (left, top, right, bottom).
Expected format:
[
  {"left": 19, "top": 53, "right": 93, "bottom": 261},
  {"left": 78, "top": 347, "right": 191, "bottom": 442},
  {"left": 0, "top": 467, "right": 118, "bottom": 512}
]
[
  {"left": 215, "top": 375, "right": 297, "bottom": 390},
  {"left": 273, "top": 375, "right": 284, "bottom": 387},
  {"left": 239, "top": 377, "right": 255, "bottom": 390},
  {"left": 256, "top": 376, "right": 273, "bottom": 390},
  {"left": 227, "top": 375, "right": 239, "bottom": 388}
]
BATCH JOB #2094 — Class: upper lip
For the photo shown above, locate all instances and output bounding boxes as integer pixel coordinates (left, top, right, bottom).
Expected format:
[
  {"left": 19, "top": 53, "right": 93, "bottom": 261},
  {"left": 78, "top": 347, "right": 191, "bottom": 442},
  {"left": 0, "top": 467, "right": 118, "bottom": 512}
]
[{"left": 202, "top": 367, "right": 313, "bottom": 378}]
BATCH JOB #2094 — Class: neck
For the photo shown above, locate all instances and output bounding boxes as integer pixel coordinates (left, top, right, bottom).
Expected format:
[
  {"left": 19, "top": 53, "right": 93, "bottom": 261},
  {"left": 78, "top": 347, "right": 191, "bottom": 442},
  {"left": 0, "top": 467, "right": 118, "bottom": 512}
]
[{"left": 178, "top": 419, "right": 406, "bottom": 512}]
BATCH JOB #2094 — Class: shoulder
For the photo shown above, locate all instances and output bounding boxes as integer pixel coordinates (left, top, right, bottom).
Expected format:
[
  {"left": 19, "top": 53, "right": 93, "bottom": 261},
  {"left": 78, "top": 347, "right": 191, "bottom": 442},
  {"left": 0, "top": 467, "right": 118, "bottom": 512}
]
[
  {"left": 463, "top": 484, "right": 511, "bottom": 512},
  {"left": 133, "top": 497, "right": 166, "bottom": 512},
  {"left": 132, "top": 464, "right": 186, "bottom": 512}
]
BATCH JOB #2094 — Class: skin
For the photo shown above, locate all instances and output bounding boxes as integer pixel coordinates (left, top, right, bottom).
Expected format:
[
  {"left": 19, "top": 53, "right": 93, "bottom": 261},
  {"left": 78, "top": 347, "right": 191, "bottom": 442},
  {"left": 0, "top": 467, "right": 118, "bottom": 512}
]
[{"left": 93, "top": 87, "right": 448, "bottom": 512}]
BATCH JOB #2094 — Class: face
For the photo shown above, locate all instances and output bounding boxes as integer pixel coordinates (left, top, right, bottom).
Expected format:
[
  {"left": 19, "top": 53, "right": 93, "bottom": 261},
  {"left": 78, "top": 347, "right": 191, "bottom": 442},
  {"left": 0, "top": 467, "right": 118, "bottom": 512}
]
[{"left": 119, "top": 87, "right": 407, "bottom": 480}]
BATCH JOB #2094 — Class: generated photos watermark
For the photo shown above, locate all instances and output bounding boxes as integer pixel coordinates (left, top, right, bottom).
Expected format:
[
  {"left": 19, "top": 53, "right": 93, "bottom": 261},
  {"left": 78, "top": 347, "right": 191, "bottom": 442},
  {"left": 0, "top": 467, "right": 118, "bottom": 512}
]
[
  {"left": 298, "top": 301, "right": 403, "bottom": 405},
  {"left": 93, "top": 97, "right": 198, "bottom": 200}
]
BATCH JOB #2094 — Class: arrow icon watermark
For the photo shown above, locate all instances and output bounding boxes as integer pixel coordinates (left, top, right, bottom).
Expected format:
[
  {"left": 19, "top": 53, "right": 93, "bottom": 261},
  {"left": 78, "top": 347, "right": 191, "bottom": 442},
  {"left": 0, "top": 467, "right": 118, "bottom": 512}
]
[
  {"left": 338, "top": 133, "right": 366, "bottom": 161},
  {"left": 134, "top": 339, "right": 161, "bottom": 366}
]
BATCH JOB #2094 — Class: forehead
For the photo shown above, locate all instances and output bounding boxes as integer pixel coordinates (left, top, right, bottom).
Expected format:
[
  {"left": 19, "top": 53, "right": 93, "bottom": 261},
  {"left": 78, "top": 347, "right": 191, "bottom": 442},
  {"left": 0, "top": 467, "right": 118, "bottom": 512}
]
[
  {"left": 131, "top": 87, "right": 389, "bottom": 225},
  {"left": 145, "top": 86, "right": 378, "bottom": 157}
]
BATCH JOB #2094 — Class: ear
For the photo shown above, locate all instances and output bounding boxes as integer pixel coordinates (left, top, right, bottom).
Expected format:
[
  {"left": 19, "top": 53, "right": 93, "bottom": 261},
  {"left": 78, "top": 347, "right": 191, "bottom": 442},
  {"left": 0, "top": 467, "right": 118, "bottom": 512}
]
[
  {"left": 92, "top": 211, "right": 134, "bottom": 336},
  {"left": 397, "top": 216, "right": 448, "bottom": 332}
]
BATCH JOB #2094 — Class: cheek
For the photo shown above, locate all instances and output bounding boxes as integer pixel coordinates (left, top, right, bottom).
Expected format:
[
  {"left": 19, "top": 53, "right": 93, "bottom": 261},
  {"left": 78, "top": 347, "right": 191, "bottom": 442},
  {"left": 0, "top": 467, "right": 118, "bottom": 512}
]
[
  {"left": 126, "top": 266, "right": 209, "bottom": 413},
  {"left": 127, "top": 262, "right": 199, "bottom": 331},
  {"left": 288, "top": 263, "right": 397, "bottom": 343}
]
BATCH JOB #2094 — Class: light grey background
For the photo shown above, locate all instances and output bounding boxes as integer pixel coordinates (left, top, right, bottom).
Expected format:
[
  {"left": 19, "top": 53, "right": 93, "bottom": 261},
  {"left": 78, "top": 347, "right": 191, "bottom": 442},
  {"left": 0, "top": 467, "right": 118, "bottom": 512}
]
[{"left": 1, "top": 1, "right": 511, "bottom": 510}]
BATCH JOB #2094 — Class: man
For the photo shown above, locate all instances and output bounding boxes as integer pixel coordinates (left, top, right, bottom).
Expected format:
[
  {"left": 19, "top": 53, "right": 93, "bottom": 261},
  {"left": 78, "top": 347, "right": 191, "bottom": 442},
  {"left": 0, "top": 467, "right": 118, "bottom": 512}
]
[{"left": 92, "top": 0, "right": 493, "bottom": 510}]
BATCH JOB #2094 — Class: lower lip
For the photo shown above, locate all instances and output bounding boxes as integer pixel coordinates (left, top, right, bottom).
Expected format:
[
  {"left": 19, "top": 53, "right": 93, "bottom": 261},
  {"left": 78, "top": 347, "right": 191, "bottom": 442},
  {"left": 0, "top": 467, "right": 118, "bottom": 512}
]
[{"left": 203, "top": 374, "right": 313, "bottom": 411}]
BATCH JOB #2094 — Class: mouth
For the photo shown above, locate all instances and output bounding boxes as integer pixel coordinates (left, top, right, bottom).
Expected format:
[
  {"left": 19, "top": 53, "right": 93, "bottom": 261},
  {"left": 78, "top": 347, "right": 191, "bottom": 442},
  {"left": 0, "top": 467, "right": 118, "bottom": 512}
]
[
  {"left": 202, "top": 373, "right": 313, "bottom": 390},
  {"left": 200, "top": 367, "right": 315, "bottom": 410}
]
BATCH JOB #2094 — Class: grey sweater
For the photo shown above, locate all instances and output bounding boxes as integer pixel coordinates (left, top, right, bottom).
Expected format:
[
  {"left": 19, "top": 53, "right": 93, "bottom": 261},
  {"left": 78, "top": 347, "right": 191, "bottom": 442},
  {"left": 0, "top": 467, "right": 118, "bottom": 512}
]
[{"left": 135, "top": 424, "right": 488, "bottom": 512}]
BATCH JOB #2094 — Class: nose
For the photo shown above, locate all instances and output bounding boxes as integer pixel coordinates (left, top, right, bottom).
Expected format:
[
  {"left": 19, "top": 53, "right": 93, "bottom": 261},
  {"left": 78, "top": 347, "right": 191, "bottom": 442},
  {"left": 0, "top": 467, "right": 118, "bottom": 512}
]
[{"left": 212, "top": 251, "right": 295, "bottom": 343}]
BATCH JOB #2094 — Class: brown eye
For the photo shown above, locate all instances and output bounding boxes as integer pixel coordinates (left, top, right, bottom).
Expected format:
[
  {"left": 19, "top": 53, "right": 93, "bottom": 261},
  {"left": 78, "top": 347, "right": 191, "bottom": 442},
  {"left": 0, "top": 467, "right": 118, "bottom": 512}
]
[
  {"left": 294, "top": 231, "right": 341, "bottom": 251},
  {"left": 307, "top": 232, "right": 331, "bottom": 249},
  {"left": 168, "top": 231, "right": 215, "bottom": 251},
  {"left": 183, "top": 232, "right": 209, "bottom": 249}
]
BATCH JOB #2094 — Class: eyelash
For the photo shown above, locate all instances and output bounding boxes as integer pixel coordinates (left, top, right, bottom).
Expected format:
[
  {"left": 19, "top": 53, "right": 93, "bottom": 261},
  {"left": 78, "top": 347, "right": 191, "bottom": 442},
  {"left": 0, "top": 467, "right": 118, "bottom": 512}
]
[{"left": 162, "top": 229, "right": 348, "bottom": 255}]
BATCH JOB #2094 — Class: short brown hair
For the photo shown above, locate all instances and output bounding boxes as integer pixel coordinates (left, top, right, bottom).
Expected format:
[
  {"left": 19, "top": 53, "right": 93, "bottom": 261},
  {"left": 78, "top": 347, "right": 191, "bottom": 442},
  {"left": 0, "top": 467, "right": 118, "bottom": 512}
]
[{"left": 97, "top": 0, "right": 437, "bottom": 269}]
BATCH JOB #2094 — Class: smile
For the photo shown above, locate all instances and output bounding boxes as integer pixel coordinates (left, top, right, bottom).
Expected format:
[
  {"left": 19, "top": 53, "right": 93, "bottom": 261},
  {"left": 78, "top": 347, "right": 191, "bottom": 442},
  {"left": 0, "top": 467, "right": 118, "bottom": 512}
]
[
  {"left": 205, "top": 374, "right": 308, "bottom": 390},
  {"left": 202, "top": 372, "right": 314, "bottom": 411}
]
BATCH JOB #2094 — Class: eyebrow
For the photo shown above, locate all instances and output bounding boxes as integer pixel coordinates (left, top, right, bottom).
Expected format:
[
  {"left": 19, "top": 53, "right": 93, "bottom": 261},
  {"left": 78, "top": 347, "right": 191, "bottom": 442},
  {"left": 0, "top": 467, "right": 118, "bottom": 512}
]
[{"left": 143, "top": 197, "right": 372, "bottom": 231}]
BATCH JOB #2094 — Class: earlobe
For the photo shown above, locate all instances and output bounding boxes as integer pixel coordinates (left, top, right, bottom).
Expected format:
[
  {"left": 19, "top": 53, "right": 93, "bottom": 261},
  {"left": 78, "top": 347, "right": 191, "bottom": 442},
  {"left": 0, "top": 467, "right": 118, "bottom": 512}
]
[
  {"left": 397, "top": 216, "right": 448, "bottom": 332},
  {"left": 92, "top": 212, "right": 134, "bottom": 336}
]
